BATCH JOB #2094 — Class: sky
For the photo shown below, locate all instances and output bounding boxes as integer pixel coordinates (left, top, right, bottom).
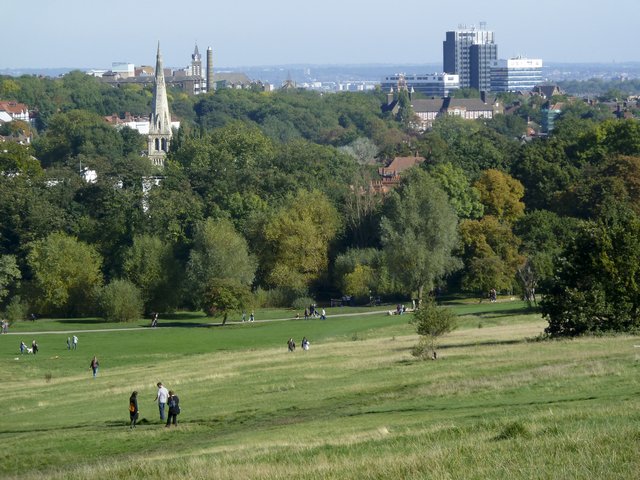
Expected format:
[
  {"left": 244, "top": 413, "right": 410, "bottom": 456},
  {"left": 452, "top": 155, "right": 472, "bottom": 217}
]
[{"left": 6, "top": 0, "right": 639, "bottom": 69}]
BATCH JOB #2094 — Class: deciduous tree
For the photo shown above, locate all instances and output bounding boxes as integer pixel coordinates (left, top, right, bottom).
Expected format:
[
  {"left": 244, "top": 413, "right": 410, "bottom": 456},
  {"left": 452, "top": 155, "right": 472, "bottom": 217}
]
[
  {"left": 542, "top": 209, "right": 640, "bottom": 336},
  {"left": 186, "top": 218, "right": 256, "bottom": 310},
  {"left": 380, "top": 169, "right": 460, "bottom": 302},
  {"left": 27, "top": 232, "right": 103, "bottom": 316},
  {"left": 474, "top": 169, "right": 525, "bottom": 223},
  {"left": 260, "top": 189, "right": 341, "bottom": 292}
]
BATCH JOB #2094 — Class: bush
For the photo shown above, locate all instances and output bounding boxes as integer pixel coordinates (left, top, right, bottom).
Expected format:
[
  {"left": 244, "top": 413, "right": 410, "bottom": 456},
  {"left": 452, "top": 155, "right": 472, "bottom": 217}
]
[
  {"left": 254, "top": 287, "right": 306, "bottom": 308},
  {"left": 4, "top": 296, "right": 28, "bottom": 322},
  {"left": 411, "top": 299, "right": 457, "bottom": 359},
  {"left": 99, "top": 279, "right": 143, "bottom": 322},
  {"left": 292, "top": 296, "right": 315, "bottom": 311}
]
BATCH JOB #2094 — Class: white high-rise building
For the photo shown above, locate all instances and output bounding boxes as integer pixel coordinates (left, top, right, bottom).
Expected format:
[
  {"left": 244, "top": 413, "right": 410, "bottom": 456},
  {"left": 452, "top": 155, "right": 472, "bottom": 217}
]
[
  {"left": 490, "top": 57, "right": 543, "bottom": 92},
  {"left": 381, "top": 73, "right": 460, "bottom": 97}
]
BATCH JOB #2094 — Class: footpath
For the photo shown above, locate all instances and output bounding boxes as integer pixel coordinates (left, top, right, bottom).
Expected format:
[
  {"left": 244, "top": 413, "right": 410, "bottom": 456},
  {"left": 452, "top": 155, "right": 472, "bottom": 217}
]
[{"left": 2, "top": 309, "right": 400, "bottom": 336}]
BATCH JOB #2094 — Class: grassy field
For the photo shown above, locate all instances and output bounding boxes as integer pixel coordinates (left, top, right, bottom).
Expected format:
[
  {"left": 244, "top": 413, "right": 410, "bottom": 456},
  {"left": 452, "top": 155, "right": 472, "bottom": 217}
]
[{"left": 1, "top": 300, "right": 638, "bottom": 479}]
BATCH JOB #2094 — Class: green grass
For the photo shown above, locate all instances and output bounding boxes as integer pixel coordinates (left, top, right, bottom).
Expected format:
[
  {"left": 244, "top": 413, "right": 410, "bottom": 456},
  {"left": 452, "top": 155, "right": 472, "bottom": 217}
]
[{"left": 1, "top": 301, "right": 638, "bottom": 479}]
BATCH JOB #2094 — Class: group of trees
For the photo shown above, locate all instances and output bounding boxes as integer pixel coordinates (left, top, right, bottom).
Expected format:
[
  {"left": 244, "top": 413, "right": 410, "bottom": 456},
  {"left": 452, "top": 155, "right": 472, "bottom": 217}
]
[{"left": 1, "top": 72, "right": 640, "bottom": 336}]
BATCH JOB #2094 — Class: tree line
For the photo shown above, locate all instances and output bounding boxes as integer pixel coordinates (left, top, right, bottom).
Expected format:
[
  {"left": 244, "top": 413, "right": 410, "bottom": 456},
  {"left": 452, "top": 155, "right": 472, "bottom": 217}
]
[{"left": 1, "top": 73, "right": 640, "bottom": 336}]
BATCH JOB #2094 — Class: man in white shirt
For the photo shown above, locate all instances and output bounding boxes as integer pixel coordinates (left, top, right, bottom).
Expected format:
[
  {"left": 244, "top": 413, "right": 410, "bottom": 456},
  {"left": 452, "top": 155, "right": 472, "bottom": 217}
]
[{"left": 154, "top": 382, "right": 169, "bottom": 421}]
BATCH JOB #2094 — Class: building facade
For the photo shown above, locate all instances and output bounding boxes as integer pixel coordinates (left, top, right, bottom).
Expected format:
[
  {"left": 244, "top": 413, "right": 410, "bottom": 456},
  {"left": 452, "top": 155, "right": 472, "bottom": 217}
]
[
  {"left": 411, "top": 97, "right": 500, "bottom": 130},
  {"left": 443, "top": 24, "right": 497, "bottom": 90},
  {"left": 381, "top": 73, "right": 460, "bottom": 97},
  {"left": 491, "top": 57, "right": 543, "bottom": 92},
  {"left": 0, "top": 101, "right": 30, "bottom": 123},
  {"left": 470, "top": 43, "right": 498, "bottom": 92}
]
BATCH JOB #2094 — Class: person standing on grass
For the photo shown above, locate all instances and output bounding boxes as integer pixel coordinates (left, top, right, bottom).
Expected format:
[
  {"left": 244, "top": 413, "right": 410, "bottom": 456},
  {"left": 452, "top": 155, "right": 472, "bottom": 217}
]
[
  {"left": 32, "top": 340, "right": 38, "bottom": 354},
  {"left": 72, "top": 335, "right": 78, "bottom": 350},
  {"left": 67, "top": 337, "right": 71, "bottom": 350},
  {"left": 155, "top": 382, "right": 169, "bottom": 421},
  {"left": 129, "top": 391, "right": 139, "bottom": 428},
  {"left": 166, "top": 390, "right": 180, "bottom": 427},
  {"left": 90, "top": 355, "right": 99, "bottom": 377}
]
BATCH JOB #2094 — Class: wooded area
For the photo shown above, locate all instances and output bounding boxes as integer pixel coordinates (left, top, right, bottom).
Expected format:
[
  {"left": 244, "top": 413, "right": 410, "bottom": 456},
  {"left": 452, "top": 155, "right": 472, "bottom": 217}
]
[{"left": 1, "top": 72, "right": 640, "bottom": 336}]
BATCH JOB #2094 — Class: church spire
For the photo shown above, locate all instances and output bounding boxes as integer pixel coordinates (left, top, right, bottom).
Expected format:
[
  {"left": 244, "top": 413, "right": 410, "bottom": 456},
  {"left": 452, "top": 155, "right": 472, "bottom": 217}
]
[{"left": 148, "top": 42, "right": 172, "bottom": 168}]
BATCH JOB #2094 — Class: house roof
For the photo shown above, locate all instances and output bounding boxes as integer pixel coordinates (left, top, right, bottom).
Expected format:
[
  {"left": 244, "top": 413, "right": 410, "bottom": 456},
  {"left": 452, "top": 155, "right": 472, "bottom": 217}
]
[
  {"left": 532, "top": 84, "right": 562, "bottom": 99},
  {"left": 213, "top": 72, "right": 252, "bottom": 85},
  {"left": 411, "top": 99, "right": 445, "bottom": 113},
  {"left": 0, "top": 101, "right": 28, "bottom": 115},
  {"left": 446, "top": 98, "right": 492, "bottom": 111},
  {"left": 384, "top": 156, "right": 425, "bottom": 173}
]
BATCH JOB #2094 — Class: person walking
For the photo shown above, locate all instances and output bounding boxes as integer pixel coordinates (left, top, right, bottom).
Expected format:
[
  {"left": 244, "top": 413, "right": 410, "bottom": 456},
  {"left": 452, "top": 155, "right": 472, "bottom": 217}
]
[
  {"left": 32, "top": 340, "right": 38, "bottom": 355},
  {"left": 72, "top": 335, "right": 78, "bottom": 350},
  {"left": 129, "top": 391, "right": 139, "bottom": 428},
  {"left": 155, "top": 382, "right": 169, "bottom": 421},
  {"left": 90, "top": 355, "right": 99, "bottom": 377},
  {"left": 166, "top": 390, "right": 180, "bottom": 427},
  {"left": 67, "top": 337, "right": 71, "bottom": 350},
  {"left": 249, "top": 312, "right": 255, "bottom": 322}
]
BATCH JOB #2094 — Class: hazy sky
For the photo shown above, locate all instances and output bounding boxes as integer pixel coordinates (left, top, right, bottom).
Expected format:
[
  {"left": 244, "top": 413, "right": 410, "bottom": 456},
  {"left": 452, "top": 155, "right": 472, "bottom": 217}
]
[{"left": 7, "top": 0, "right": 639, "bottom": 69}]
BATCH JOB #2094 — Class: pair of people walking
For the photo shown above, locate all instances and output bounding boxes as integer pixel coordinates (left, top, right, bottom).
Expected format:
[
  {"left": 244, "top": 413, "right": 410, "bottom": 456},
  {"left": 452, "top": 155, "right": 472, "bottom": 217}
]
[{"left": 155, "top": 382, "right": 180, "bottom": 427}]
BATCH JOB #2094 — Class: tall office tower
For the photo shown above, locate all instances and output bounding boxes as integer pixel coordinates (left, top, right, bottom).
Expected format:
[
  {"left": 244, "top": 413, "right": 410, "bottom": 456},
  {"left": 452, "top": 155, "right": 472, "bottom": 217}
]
[
  {"left": 443, "top": 24, "right": 497, "bottom": 90},
  {"left": 191, "top": 44, "right": 202, "bottom": 78},
  {"left": 206, "top": 46, "right": 214, "bottom": 92},
  {"left": 470, "top": 43, "right": 498, "bottom": 92},
  {"left": 148, "top": 43, "right": 172, "bottom": 168}
]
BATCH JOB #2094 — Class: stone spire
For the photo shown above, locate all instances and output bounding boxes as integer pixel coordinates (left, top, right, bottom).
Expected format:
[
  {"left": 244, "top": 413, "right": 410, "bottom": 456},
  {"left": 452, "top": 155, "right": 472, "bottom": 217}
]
[{"left": 148, "top": 42, "right": 172, "bottom": 168}]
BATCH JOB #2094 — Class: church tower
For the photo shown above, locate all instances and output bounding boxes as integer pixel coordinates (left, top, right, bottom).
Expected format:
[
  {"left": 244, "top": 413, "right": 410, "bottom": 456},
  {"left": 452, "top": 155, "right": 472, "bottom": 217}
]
[
  {"left": 148, "top": 43, "right": 172, "bottom": 168},
  {"left": 191, "top": 44, "right": 202, "bottom": 78}
]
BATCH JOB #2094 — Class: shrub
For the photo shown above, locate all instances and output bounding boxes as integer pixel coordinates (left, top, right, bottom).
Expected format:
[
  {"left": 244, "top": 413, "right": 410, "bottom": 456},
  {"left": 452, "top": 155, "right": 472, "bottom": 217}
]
[
  {"left": 254, "top": 287, "right": 306, "bottom": 308},
  {"left": 99, "top": 279, "right": 143, "bottom": 322},
  {"left": 4, "top": 295, "right": 28, "bottom": 322},
  {"left": 292, "top": 296, "right": 315, "bottom": 311},
  {"left": 411, "top": 299, "right": 457, "bottom": 359}
]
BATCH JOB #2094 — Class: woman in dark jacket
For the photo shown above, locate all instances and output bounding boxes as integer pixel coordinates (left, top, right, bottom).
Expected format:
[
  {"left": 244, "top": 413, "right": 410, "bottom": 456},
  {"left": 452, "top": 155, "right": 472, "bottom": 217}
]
[
  {"left": 129, "top": 391, "right": 139, "bottom": 428},
  {"left": 166, "top": 390, "right": 180, "bottom": 427}
]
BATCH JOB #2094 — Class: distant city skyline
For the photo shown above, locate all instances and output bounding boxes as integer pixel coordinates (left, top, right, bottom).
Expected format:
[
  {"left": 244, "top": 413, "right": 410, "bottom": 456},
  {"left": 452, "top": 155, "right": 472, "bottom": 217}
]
[{"left": 6, "top": 0, "right": 639, "bottom": 69}]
